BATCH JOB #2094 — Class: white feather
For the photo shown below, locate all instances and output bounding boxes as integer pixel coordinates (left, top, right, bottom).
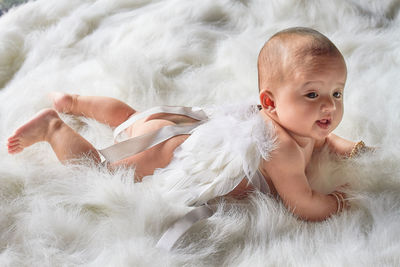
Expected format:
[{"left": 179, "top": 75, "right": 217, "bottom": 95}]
[{"left": 154, "top": 102, "right": 277, "bottom": 206}]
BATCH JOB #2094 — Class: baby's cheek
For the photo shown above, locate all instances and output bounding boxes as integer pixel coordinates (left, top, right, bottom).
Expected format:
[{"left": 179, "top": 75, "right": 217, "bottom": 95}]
[
  {"left": 293, "top": 107, "right": 313, "bottom": 120},
  {"left": 333, "top": 114, "right": 343, "bottom": 129},
  {"left": 286, "top": 110, "right": 309, "bottom": 127},
  {"left": 335, "top": 106, "right": 344, "bottom": 122}
]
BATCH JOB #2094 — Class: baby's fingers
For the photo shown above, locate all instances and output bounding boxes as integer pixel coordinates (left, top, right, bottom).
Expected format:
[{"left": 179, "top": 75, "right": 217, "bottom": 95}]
[{"left": 336, "top": 183, "right": 351, "bottom": 191}]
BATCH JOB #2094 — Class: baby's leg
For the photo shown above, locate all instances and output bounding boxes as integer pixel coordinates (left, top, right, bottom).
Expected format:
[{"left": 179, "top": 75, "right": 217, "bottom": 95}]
[
  {"left": 50, "top": 92, "right": 136, "bottom": 128},
  {"left": 7, "top": 108, "right": 101, "bottom": 163}
]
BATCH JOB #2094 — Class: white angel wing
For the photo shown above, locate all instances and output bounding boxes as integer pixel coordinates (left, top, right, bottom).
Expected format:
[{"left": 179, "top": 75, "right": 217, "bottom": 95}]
[{"left": 153, "top": 103, "right": 277, "bottom": 206}]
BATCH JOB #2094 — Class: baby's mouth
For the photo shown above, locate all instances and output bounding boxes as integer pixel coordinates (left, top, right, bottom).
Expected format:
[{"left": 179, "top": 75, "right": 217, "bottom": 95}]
[{"left": 316, "top": 119, "right": 331, "bottom": 129}]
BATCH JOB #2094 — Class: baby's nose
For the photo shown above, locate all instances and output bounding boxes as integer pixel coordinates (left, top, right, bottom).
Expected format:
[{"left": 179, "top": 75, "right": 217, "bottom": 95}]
[{"left": 321, "top": 98, "right": 336, "bottom": 112}]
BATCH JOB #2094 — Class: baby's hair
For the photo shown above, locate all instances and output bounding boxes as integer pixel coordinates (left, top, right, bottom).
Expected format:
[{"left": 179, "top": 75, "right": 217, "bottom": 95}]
[{"left": 257, "top": 27, "right": 345, "bottom": 92}]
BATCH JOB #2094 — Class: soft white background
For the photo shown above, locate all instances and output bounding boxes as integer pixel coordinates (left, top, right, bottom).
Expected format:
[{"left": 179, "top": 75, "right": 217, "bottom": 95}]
[{"left": 0, "top": 0, "right": 400, "bottom": 266}]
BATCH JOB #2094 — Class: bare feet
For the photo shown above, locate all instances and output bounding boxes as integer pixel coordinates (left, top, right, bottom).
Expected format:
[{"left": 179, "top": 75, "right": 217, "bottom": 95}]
[
  {"left": 7, "top": 109, "right": 61, "bottom": 154},
  {"left": 49, "top": 92, "right": 77, "bottom": 114}
]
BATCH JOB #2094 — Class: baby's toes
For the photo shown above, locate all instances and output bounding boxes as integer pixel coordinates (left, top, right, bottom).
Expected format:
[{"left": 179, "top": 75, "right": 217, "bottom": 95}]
[
  {"left": 7, "top": 137, "right": 21, "bottom": 150},
  {"left": 7, "top": 137, "right": 18, "bottom": 145},
  {"left": 8, "top": 144, "right": 22, "bottom": 154},
  {"left": 7, "top": 133, "right": 21, "bottom": 142},
  {"left": 7, "top": 140, "right": 17, "bottom": 146}
]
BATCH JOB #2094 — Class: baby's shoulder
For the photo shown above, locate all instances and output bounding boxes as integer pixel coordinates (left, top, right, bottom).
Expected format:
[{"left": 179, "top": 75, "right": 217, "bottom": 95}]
[
  {"left": 263, "top": 119, "right": 305, "bottom": 162},
  {"left": 260, "top": 119, "right": 308, "bottom": 179}
]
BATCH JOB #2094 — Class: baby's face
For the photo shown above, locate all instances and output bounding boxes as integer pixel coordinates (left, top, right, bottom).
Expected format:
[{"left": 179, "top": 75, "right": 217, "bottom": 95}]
[{"left": 272, "top": 55, "right": 347, "bottom": 141}]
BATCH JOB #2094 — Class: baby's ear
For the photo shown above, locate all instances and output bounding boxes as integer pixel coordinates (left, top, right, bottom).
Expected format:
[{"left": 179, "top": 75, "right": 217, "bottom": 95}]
[{"left": 260, "top": 90, "right": 275, "bottom": 109}]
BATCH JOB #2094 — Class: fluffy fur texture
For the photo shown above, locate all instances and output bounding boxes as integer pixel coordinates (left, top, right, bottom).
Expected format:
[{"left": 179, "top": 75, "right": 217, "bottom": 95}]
[{"left": 1, "top": 0, "right": 400, "bottom": 266}]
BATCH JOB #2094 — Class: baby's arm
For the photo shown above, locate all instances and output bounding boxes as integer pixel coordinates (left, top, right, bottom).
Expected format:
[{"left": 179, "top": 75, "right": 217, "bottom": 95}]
[
  {"left": 324, "top": 133, "right": 355, "bottom": 156},
  {"left": 264, "top": 138, "right": 346, "bottom": 221},
  {"left": 325, "top": 133, "right": 374, "bottom": 158}
]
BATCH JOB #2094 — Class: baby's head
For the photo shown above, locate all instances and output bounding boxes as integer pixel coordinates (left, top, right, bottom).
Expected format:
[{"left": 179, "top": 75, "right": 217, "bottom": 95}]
[{"left": 257, "top": 27, "right": 347, "bottom": 141}]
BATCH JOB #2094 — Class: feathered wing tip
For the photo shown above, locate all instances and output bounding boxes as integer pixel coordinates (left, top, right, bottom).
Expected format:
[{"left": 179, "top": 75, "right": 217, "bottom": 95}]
[
  {"left": 153, "top": 102, "right": 278, "bottom": 206},
  {"left": 210, "top": 103, "right": 277, "bottom": 178},
  {"left": 254, "top": 116, "right": 278, "bottom": 161}
]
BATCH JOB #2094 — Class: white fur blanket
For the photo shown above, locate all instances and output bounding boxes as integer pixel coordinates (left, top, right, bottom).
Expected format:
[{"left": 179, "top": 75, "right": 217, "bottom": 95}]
[{"left": 1, "top": 0, "right": 400, "bottom": 266}]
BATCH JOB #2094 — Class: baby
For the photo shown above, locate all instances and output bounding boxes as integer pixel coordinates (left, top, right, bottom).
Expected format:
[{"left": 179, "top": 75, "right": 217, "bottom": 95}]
[{"left": 7, "top": 27, "right": 366, "bottom": 222}]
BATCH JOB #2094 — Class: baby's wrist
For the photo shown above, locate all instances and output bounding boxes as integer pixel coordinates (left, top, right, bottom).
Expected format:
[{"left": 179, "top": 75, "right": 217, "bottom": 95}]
[
  {"left": 348, "top": 141, "right": 365, "bottom": 158},
  {"left": 328, "top": 191, "right": 349, "bottom": 214},
  {"left": 347, "top": 140, "right": 376, "bottom": 159}
]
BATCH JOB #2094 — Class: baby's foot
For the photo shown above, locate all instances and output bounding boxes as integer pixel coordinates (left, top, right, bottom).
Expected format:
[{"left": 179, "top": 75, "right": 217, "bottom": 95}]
[
  {"left": 7, "top": 109, "right": 60, "bottom": 154},
  {"left": 49, "top": 92, "right": 77, "bottom": 114}
]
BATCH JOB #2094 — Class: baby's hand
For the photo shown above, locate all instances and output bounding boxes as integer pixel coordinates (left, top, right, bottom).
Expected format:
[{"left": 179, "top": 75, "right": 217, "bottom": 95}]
[{"left": 336, "top": 183, "right": 351, "bottom": 191}]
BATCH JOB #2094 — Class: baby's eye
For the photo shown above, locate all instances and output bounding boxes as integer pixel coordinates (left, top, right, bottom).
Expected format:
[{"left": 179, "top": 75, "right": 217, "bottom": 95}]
[
  {"left": 306, "top": 92, "right": 318, "bottom": 99},
  {"left": 333, "top": 92, "right": 342, "bottom": 98}
]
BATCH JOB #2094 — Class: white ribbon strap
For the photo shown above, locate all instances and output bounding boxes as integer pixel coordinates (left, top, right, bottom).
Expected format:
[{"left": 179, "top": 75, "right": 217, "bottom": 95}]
[
  {"left": 156, "top": 169, "right": 270, "bottom": 251},
  {"left": 99, "top": 106, "right": 209, "bottom": 163},
  {"left": 114, "top": 106, "right": 208, "bottom": 141},
  {"left": 156, "top": 205, "right": 215, "bottom": 251},
  {"left": 248, "top": 169, "right": 270, "bottom": 195},
  {"left": 99, "top": 122, "right": 203, "bottom": 163}
]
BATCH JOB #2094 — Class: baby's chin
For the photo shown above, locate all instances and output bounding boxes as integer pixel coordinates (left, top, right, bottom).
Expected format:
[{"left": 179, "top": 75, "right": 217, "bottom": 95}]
[
  {"left": 312, "top": 120, "right": 340, "bottom": 138},
  {"left": 283, "top": 122, "right": 335, "bottom": 141},
  {"left": 311, "top": 129, "right": 334, "bottom": 141},
  {"left": 313, "top": 134, "right": 330, "bottom": 142},
  {"left": 295, "top": 127, "right": 331, "bottom": 141}
]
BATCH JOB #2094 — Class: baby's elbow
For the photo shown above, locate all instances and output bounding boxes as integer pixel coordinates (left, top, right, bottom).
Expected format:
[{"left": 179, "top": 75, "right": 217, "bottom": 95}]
[
  {"left": 283, "top": 192, "right": 333, "bottom": 222},
  {"left": 288, "top": 205, "right": 328, "bottom": 222}
]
